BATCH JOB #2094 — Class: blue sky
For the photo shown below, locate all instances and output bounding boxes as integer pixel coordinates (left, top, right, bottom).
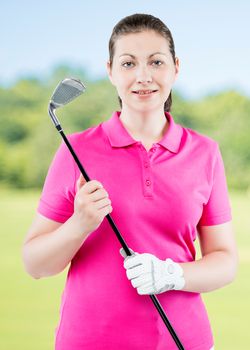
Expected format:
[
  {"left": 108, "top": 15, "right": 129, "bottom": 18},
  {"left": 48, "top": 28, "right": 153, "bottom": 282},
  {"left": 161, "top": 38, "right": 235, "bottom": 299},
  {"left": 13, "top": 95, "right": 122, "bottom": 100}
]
[{"left": 1, "top": 0, "right": 249, "bottom": 99}]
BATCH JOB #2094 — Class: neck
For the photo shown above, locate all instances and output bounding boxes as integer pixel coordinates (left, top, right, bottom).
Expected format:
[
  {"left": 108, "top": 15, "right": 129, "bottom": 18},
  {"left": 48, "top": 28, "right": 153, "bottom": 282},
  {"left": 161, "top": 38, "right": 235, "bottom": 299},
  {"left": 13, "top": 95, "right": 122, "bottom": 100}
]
[{"left": 119, "top": 107, "right": 169, "bottom": 142}]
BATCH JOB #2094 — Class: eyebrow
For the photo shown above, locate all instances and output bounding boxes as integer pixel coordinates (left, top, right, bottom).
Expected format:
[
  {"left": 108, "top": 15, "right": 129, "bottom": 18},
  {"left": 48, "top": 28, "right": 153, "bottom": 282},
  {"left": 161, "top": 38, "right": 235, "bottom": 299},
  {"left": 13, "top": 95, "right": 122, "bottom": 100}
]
[{"left": 119, "top": 52, "right": 167, "bottom": 58}]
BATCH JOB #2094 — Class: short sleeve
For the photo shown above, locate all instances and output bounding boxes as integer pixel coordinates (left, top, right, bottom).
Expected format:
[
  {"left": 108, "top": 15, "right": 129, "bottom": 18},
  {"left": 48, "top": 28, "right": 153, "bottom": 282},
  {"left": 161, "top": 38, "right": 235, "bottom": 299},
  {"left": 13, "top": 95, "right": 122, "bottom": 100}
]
[
  {"left": 198, "top": 144, "right": 232, "bottom": 226},
  {"left": 37, "top": 139, "right": 76, "bottom": 223}
]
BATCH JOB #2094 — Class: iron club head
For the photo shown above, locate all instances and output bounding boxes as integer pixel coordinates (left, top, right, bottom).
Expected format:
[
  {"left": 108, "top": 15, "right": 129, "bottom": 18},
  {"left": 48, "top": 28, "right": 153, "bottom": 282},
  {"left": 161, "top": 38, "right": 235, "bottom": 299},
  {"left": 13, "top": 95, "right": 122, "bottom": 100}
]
[{"left": 48, "top": 77, "right": 86, "bottom": 127}]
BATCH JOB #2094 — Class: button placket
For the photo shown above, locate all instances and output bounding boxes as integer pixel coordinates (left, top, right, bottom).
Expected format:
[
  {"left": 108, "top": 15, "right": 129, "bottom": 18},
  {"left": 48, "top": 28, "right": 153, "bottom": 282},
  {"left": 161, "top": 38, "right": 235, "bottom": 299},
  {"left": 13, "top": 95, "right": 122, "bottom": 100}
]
[{"left": 138, "top": 143, "right": 153, "bottom": 197}]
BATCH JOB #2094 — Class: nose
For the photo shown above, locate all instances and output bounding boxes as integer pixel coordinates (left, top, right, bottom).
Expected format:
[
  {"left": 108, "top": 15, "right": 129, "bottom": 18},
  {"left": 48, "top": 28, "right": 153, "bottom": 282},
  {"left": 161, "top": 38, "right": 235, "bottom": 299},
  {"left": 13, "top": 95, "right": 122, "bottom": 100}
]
[{"left": 136, "top": 65, "right": 152, "bottom": 84}]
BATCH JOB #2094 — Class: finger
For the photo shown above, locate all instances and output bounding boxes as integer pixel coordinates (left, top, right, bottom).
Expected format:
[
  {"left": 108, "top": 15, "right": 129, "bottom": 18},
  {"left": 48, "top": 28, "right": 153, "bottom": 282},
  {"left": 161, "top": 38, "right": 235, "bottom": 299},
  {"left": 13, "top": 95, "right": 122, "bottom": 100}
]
[
  {"left": 90, "top": 188, "right": 109, "bottom": 202},
  {"left": 126, "top": 264, "right": 144, "bottom": 280},
  {"left": 95, "top": 197, "right": 112, "bottom": 210},
  {"left": 76, "top": 174, "right": 87, "bottom": 192},
  {"left": 131, "top": 273, "right": 152, "bottom": 288},
  {"left": 137, "top": 284, "right": 155, "bottom": 295},
  {"left": 124, "top": 254, "right": 146, "bottom": 270},
  {"left": 84, "top": 180, "right": 104, "bottom": 194}
]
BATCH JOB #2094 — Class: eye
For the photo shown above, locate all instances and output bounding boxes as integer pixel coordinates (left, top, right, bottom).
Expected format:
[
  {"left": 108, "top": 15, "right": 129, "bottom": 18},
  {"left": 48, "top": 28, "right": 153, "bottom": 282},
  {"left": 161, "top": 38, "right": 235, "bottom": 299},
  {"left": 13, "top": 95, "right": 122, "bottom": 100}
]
[
  {"left": 151, "top": 60, "right": 163, "bottom": 66},
  {"left": 122, "top": 61, "right": 135, "bottom": 68}
]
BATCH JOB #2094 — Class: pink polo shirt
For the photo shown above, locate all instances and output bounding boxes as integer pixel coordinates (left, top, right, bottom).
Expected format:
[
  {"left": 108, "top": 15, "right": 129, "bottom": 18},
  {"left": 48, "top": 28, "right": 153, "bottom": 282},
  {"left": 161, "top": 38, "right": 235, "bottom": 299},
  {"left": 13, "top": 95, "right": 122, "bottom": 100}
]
[{"left": 38, "top": 111, "right": 232, "bottom": 350}]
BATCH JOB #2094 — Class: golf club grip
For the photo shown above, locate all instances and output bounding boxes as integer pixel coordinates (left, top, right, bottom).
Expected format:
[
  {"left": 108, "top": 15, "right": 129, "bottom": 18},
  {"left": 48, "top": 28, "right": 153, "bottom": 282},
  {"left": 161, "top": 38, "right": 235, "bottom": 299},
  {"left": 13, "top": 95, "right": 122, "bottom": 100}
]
[{"left": 58, "top": 128, "right": 185, "bottom": 350}]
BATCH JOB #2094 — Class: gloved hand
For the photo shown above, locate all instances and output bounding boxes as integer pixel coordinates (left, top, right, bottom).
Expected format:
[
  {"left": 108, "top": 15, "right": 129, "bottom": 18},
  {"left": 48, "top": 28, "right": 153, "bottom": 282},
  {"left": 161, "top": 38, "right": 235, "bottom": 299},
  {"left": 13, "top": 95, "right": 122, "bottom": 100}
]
[{"left": 120, "top": 248, "right": 185, "bottom": 295}]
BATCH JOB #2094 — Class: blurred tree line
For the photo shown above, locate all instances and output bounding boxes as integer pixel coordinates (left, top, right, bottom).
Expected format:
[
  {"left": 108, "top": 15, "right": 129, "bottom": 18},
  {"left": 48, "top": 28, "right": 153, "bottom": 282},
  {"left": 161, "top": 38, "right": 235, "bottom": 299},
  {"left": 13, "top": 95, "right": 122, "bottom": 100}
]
[{"left": 0, "top": 64, "right": 249, "bottom": 191}]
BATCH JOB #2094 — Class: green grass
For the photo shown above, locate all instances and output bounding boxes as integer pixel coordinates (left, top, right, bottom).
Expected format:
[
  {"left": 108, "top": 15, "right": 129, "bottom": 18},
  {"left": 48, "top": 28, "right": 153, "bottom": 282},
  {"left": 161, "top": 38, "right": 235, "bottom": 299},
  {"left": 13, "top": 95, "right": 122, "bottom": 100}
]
[
  {"left": 0, "top": 188, "right": 249, "bottom": 349},
  {"left": 0, "top": 188, "right": 67, "bottom": 350}
]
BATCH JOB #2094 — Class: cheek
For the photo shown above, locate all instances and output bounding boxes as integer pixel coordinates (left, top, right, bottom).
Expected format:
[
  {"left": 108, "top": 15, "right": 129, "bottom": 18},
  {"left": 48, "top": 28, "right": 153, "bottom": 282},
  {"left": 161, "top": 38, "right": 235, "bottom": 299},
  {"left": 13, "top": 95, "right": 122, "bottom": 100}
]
[
  {"left": 159, "top": 70, "right": 176, "bottom": 87},
  {"left": 116, "top": 73, "right": 133, "bottom": 90}
]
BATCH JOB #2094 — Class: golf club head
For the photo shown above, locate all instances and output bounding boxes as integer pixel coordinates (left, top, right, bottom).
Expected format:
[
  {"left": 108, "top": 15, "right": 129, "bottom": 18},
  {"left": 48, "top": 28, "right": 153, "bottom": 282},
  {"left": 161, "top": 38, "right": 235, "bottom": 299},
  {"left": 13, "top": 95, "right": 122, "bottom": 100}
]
[
  {"left": 50, "top": 77, "right": 86, "bottom": 109},
  {"left": 48, "top": 77, "right": 86, "bottom": 128}
]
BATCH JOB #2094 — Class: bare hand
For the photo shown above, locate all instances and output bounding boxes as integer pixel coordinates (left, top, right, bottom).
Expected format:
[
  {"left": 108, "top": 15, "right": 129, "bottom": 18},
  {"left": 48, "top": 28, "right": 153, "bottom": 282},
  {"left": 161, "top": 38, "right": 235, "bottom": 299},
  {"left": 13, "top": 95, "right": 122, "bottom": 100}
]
[{"left": 72, "top": 174, "right": 112, "bottom": 234}]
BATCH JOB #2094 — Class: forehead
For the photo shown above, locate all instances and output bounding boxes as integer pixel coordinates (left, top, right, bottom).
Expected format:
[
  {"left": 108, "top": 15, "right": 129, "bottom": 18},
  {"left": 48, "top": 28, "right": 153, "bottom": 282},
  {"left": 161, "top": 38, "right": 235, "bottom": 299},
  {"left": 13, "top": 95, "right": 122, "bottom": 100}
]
[{"left": 114, "top": 30, "right": 170, "bottom": 57}]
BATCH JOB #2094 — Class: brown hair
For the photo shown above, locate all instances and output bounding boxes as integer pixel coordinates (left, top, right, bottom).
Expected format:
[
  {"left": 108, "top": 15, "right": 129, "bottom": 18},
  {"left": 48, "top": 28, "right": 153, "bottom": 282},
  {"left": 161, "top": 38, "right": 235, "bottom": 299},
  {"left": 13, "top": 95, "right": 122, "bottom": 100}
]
[{"left": 108, "top": 13, "right": 176, "bottom": 112}]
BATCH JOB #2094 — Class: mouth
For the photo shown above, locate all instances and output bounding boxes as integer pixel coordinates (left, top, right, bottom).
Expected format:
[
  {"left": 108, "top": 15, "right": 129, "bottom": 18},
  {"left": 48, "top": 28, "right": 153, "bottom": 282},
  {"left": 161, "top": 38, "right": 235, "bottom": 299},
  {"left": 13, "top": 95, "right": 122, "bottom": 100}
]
[{"left": 132, "top": 89, "right": 158, "bottom": 95}]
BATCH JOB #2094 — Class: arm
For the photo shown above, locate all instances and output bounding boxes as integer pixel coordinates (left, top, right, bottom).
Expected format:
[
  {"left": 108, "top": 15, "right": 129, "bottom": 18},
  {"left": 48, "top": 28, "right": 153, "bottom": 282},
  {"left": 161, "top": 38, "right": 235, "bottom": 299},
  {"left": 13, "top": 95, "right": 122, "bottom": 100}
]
[
  {"left": 22, "top": 177, "right": 113, "bottom": 279},
  {"left": 22, "top": 213, "right": 88, "bottom": 279},
  {"left": 121, "top": 221, "right": 238, "bottom": 295},
  {"left": 180, "top": 220, "right": 238, "bottom": 293},
  {"left": 181, "top": 144, "right": 238, "bottom": 293}
]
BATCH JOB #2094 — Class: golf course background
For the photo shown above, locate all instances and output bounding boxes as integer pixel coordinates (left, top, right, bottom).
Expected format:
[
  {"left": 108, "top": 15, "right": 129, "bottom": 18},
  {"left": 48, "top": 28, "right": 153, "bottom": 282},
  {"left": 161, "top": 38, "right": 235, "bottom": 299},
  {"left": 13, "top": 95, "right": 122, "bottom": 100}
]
[
  {"left": 1, "top": 1, "right": 249, "bottom": 348},
  {"left": 0, "top": 68, "right": 249, "bottom": 349}
]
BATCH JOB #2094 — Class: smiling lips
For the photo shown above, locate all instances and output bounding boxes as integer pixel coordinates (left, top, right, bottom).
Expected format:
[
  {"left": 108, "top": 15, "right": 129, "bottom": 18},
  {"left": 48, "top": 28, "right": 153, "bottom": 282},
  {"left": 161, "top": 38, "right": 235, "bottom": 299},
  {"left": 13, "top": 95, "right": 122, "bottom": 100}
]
[{"left": 132, "top": 89, "right": 158, "bottom": 95}]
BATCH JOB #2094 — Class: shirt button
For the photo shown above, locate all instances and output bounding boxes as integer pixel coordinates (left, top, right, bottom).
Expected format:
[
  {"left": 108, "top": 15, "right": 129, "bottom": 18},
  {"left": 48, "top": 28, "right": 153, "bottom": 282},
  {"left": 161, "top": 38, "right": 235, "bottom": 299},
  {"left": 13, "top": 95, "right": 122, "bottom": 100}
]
[
  {"left": 144, "top": 162, "right": 149, "bottom": 168},
  {"left": 152, "top": 148, "right": 156, "bottom": 152},
  {"left": 146, "top": 180, "right": 151, "bottom": 186}
]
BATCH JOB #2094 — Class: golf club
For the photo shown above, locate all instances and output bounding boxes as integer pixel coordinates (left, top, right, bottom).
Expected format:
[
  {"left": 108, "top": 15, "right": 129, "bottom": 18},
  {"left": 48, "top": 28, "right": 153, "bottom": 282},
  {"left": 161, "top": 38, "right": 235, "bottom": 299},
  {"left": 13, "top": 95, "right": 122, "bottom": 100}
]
[{"left": 48, "top": 77, "right": 185, "bottom": 350}]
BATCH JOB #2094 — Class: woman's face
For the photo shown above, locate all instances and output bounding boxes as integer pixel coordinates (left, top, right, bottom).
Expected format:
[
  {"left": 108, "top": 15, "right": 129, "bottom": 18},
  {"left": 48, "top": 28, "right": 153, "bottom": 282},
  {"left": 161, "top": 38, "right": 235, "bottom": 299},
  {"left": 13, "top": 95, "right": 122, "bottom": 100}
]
[{"left": 107, "top": 30, "right": 179, "bottom": 114}]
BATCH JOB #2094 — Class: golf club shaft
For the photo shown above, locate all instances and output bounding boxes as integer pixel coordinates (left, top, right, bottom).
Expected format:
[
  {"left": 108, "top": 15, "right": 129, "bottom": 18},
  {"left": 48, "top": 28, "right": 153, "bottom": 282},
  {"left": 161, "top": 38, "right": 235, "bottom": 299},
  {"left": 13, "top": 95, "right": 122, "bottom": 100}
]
[{"left": 56, "top": 125, "right": 185, "bottom": 350}]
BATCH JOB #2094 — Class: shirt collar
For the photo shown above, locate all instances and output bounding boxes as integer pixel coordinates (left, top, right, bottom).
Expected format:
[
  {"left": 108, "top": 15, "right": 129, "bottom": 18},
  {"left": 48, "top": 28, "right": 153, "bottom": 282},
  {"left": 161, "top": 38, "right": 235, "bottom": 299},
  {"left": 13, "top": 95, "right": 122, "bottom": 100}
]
[{"left": 102, "top": 111, "right": 183, "bottom": 153}]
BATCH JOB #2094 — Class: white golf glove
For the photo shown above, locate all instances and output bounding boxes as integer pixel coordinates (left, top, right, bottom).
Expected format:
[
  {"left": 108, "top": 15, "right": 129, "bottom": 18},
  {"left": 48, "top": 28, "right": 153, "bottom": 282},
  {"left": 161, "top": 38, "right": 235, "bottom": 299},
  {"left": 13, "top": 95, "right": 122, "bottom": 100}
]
[{"left": 120, "top": 248, "right": 185, "bottom": 295}]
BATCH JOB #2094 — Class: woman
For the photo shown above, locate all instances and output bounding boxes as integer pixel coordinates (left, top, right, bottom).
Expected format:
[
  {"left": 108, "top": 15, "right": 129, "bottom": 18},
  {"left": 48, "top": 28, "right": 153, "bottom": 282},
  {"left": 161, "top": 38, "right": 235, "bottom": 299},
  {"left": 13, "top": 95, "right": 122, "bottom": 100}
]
[{"left": 22, "top": 13, "right": 238, "bottom": 350}]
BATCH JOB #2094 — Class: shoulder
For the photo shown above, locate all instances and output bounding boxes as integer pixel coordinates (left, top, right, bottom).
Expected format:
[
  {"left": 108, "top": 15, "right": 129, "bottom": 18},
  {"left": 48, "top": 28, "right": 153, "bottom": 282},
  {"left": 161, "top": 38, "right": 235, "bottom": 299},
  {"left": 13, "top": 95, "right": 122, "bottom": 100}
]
[
  {"left": 181, "top": 124, "right": 219, "bottom": 154},
  {"left": 67, "top": 121, "right": 105, "bottom": 147},
  {"left": 178, "top": 124, "right": 221, "bottom": 175}
]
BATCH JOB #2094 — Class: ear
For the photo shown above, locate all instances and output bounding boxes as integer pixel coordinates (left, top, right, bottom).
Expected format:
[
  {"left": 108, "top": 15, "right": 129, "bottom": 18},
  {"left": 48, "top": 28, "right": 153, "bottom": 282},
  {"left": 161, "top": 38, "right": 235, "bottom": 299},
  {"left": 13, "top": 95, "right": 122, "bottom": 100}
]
[
  {"left": 107, "top": 61, "right": 115, "bottom": 86},
  {"left": 173, "top": 57, "right": 180, "bottom": 82}
]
